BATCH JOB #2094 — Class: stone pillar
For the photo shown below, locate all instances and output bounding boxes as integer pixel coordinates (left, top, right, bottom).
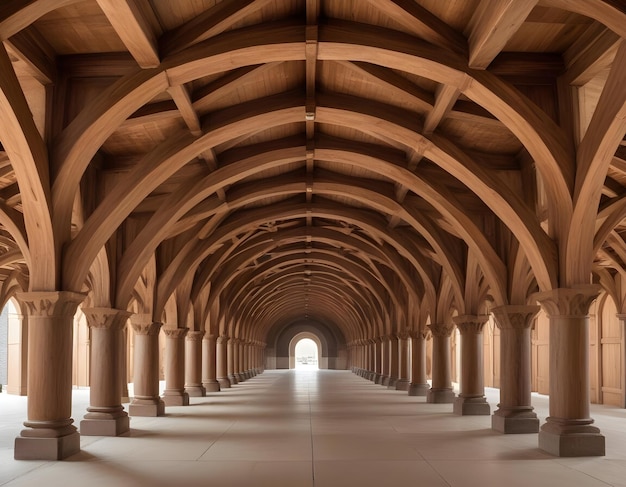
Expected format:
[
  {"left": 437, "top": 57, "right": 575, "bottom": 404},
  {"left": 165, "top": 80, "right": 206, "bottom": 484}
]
[
  {"left": 453, "top": 315, "right": 490, "bottom": 415},
  {"left": 380, "top": 336, "right": 390, "bottom": 385},
  {"left": 374, "top": 337, "right": 383, "bottom": 383},
  {"left": 618, "top": 315, "right": 626, "bottom": 409},
  {"left": 216, "top": 335, "right": 231, "bottom": 388},
  {"left": 387, "top": 335, "right": 400, "bottom": 389},
  {"left": 227, "top": 337, "right": 238, "bottom": 384},
  {"left": 128, "top": 319, "right": 165, "bottom": 417},
  {"left": 80, "top": 308, "right": 131, "bottom": 436},
  {"left": 185, "top": 330, "right": 206, "bottom": 397},
  {"left": 491, "top": 305, "right": 540, "bottom": 433},
  {"left": 14, "top": 292, "right": 85, "bottom": 460},
  {"left": 396, "top": 333, "right": 410, "bottom": 390},
  {"left": 120, "top": 326, "right": 129, "bottom": 402},
  {"left": 409, "top": 331, "right": 430, "bottom": 396},
  {"left": 202, "top": 334, "right": 221, "bottom": 392},
  {"left": 534, "top": 285, "right": 605, "bottom": 456},
  {"left": 162, "top": 327, "right": 189, "bottom": 406},
  {"left": 427, "top": 322, "right": 456, "bottom": 403},
  {"left": 6, "top": 310, "right": 27, "bottom": 395},
  {"left": 236, "top": 340, "right": 245, "bottom": 382}
]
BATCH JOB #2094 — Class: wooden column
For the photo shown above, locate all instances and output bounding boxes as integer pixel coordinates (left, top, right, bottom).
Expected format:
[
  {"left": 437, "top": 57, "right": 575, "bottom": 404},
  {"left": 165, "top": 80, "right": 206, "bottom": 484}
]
[
  {"left": 162, "top": 327, "right": 189, "bottom": 406},
  {"left": 408, "top": 330, "right": 430, "bottom": 396},
  {"left": 185, "top": 330, "right": 206, "bottom": 397},
  {"left": 14, "top": 292, "right": 84, "bottom": 460},
  {"left": 120, "top": 326, "right": 129, "bottom": 402},
  {"left": 427, "top": 323, "right": 456, "bottom": 404},
  {"left": 128, "top": 319, "right": 164, "bottom": 417},
  {"left": 80, "top": 308, "right": 131, "bottom": 436},
  {"left": 453, "top": 315, "right": 490, "bottom": 415},
  {"left": 534, "top": 286, "right": 605, "bottom": 456},
  {"left": 202, "top": 334, "right": 221, "bottom": 392},
  {"left": 396, "top": 333, "right": 410, "bottom": 390},
  {"left": 491, "top": 305, "right": 540, "bottom": 433},
  {"left": 216, "top": 335, "right": 231, "bottom": 388}
]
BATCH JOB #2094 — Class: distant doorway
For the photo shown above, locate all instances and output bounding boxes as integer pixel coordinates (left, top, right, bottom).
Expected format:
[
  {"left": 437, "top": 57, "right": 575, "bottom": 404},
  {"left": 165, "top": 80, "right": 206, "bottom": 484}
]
[{"left": 295, "top": 338, "right": 319, "bottom": 370}]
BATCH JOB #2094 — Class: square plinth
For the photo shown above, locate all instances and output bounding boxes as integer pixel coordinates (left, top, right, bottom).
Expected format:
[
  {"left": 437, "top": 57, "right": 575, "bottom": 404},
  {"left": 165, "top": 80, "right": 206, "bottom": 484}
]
[
  {"left": 14, "top": 432, "right": 80, "bottom": 460},
  {"left": 80, "top": 416, "right": 130, "bottom": 436},
  {"left": 539, "top": 430, "right": 605, "bottom": 457}
]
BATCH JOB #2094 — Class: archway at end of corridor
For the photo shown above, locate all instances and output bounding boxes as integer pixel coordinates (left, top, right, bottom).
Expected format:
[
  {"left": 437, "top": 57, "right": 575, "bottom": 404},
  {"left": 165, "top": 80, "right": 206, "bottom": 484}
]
[{"left": 289, "top": 332, "right": 322, "bottom": 370}]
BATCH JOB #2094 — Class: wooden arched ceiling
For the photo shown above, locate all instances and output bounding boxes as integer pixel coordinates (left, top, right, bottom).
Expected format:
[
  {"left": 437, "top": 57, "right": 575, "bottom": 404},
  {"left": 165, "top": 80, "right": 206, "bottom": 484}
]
[{"left": 0, "top": 0, "right": 625, "bottom": 344}]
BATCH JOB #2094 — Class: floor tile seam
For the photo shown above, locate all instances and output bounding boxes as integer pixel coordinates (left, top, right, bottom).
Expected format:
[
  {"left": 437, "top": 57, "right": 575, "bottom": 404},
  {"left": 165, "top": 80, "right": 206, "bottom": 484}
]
[
  {"left": 0, "top": 460, "right": 53, "bottom": 486},
  {"left": 192, "top": 406, "right": 239, "bottom": 461}
]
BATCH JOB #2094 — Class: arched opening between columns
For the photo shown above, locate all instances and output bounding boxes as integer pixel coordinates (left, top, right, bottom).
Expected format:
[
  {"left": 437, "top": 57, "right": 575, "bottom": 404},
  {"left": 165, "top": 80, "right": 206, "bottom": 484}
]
[{"left": 289, "top": 334, "right": 321, "bottom": 369}]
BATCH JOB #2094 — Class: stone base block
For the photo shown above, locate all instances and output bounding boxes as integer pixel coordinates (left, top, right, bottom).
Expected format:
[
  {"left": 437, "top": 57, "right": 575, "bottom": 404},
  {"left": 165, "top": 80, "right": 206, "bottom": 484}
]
[
  {"left": 80, "top": 415, "right": 130, "bottom": 436},
  {"left": 381, "top": 376, "right": 390, "bottom": 386},
  {"left": 218, "top": 377, "right": 231, "bottom": 388},
  {"left": 163, "top": 393, "right": 190, "bottom": 406},
  {"left": 371, "top": 373, "right": 381, "bottom": 383},
  {"left": 14, "top": 431, "right": 80, "bottom": 460},
  {"left": 375, "top": 374, "right": 384, "bottom": 385},
  {"left": 228, "top": 374, "right": 239, "bottom": 385},
  {"left": 203, "top": 381, "right": 221, "bottom": 393},
  {"left": 129, "top": 400, "right": 165, "bottom": 417},
  {"left": 492, "top": 413, "right": 539, "bottom": 434},
  {"left": 408, "top": 383, "right": 430, "bottom": 396},
  {"left": 395, "top": 379, "right": 410, "bottom": 391},
  {"left": 427, "top": 388, "right": 455, "bottom": 404},
  {"left": 387, "top": 377, "right": 398, "bottom": 389},
  {"left": 539, "top": 427, "right": 605, "bottom": 457},
  {"left": 185, "top": 386, "right": 206, "bottom": 397},
  {"left": 453, "top": 396, "right": 490, "bottom": 415},
  {"left": 235, "top": 373, "right": 245, "bottom": 382}
]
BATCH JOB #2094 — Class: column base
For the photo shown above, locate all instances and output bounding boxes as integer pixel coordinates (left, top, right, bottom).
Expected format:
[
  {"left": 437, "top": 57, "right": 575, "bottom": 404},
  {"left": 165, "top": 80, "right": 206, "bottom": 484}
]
[
  {"left": 228, "top": 374, "right": 239, "bottom": 385},
  {"left": 203, "top": 381, "right": 221, "bottom": 393},
  {"left": 129, "top": 398, "right": 165, "bottom": 417},
  {"left": 14, "top": 431, "right": 80, "bottom": 460},
  {"left": 375, "top": 374, "right": 384, "bottom": 385},
  {"left": 381, "top": 375, "right": 390, "bottom": 386},
  {"left": 539, "top": 422, "right": 605, "bottom": 457},
  {"left": 492, "top": 408, "right": 539, "bottom": 434},
  {"left": 427, "top": 388, "right": 455, "bottom": 404},
  {"left": 218, "top": 377, "right": 231, "bottom": 388},
  {"left": 371, "top": 373, "right": 381, "bottom": 383},
  {"left": 80, "top": 415, "right": 130, "bottom": 436},
  {"left": 163, "top": 391, "right": 190, "bottom": 406},
  {"left": 185, "top": 386, "right": 206, "bottom": 397},
  {"left": 408, "top": 383, "right": 430, "bottom": 396},
  {"left": 453, "top": 396, "right": 490, "bottom": 415},
  {"left": 395, "top": 379, "right": 410, "bottom": 391}
]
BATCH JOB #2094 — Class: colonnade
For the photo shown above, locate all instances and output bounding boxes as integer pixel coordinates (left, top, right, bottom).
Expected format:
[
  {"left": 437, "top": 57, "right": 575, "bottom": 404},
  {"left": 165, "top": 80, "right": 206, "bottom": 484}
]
[
  {"left": 348, "top": 293, "right": 605, "bottom": 457},
  {"left": 13, "top": 299, "right": 266, "bottom": 460}
]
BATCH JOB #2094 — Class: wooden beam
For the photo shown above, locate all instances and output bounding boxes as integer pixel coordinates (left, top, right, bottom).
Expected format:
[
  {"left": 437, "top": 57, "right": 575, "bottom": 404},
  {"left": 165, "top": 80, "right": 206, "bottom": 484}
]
[
  {"left": 337, "top": 61, "right": 434, "bottom": 112},
  {"left": 467, "top": 0, "right": 538, "bottom": 69},
  {"left": 167, "top": 84, "right": 202, "bottom": 136},
  {"left": 96, "top": 0, "right": 160, "bottom": 68},
  {"left": 423, "top": 83, "right": 460, "bottom": 134},
  {"left": 193, "top": 63, "right": 281, "bottom": 113},
  {"left": 363, "top": 0, "right": 467, "bottom": 54},
  {"left": 161, "top": 0, "right": 275, "bottom": 56},
  {"left": 4, "top": 26, "right": 55, "bottom": 83},
  {"left": 0, "top": 0, "right": 81, "bottom": 39},
  {"left": 564, "top": 22, "right": 621, "bottom": 86}
]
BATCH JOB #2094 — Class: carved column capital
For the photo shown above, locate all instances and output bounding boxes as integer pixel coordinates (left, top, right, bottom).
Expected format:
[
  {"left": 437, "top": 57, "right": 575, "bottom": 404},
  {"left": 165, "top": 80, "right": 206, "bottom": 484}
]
[
  {"left": 217, "top": 335, "right": 229, "bottom": 344},
  {"left": 131, "top": 321, "right": 162, "bottom": 335},
  {"left": 409, "top": 329, "right": 430, "bottom": 340},
  {"left": 492, "top": 305, "right": 540, "bottom": 330},
  {"left": 428, "top": 322, "right": 455, "bottom": 337},
  {"left": 82, "top": 307, "right": 131, "bottom": 330},
  {"left": 163, "top": 327, "right": 188, "bottom": 339},
  {"left": 453, "top": 315, "right": 489, "bottom": 334},
  {"left": 532, "top": 285, "right": 601, "bottom": 317},
  {"left": 204, "top": 333, "right": 217, "bottom": 341},
  {"left": 187, "top": 330, "right": 205, "bottom": 341},
  {"left": 17, "top": 291, "right": 86, "bottom": 318}
]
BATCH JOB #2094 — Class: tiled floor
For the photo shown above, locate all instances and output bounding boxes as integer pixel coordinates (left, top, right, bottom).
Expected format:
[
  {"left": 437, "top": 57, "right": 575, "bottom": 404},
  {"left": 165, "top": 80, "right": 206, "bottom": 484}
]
[{"left": 2, "top": 370, "right": 626, "bottom": 486}]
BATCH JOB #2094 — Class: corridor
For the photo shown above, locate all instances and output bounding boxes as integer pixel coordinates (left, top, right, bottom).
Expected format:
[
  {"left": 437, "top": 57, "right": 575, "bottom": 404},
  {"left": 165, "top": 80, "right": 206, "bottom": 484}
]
[{"left": 2, "top": 370, "right": 626, "bottom": 487}]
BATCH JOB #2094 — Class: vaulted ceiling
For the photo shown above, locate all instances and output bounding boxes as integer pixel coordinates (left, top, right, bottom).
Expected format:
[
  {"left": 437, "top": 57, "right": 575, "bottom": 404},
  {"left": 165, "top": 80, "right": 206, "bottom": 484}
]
[{"left": 0, "top": 0, "right": 625, "bottom": 343}]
